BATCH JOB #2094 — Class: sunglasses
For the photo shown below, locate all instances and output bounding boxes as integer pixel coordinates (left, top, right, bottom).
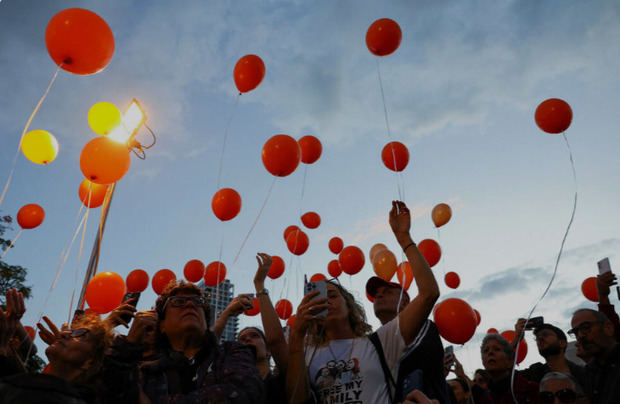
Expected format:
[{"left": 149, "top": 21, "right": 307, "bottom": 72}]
[
  {"left": 164, "top": 295, "right": 206, "bottom": 310},
  {"left": 60, "top": 328, "right": 90, "bottom": 339},
  {"left": 538, "top": 389, "right": 577, "bottom": 403}
]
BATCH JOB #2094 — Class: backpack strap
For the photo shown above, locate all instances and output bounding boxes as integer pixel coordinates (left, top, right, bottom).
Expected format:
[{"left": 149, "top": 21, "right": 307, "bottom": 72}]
[{"left": 368, "top": 331, "right": 396, "bottom": 404}]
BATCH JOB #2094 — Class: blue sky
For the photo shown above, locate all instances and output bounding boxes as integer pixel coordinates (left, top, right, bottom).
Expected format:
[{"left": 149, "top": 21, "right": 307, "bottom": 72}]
[{"left": 1, "top": 0, "right": 619, "bottom": 372}]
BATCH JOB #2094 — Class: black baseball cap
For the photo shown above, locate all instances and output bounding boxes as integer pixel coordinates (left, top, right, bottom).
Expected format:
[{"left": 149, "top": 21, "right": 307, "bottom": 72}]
[
  {"left": 534, "top": 323, "right": 567, "bottom": 341},
  {"left": 365, "top": 276, "right": 410, "bottom": 301}
]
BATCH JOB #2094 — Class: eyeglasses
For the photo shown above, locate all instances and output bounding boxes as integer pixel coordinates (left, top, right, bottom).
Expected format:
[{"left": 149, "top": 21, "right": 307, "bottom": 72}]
[
  {"left": 538, "top": 389, "right": 577, "bottom": 403},
  {"left": 567, "top": 321, "right": 602, "bottom": 337},
  {"left": 164, "top": 295, "right": 205, "bottom": 310},
  {"left": 60, "top": 328, "right": 90, "bottom": 339}
]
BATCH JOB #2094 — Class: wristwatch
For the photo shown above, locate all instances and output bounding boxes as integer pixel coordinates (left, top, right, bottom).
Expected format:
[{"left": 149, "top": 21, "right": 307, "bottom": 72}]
[{"left": 256, "top": 288, "right": 269, "bottom": 296}]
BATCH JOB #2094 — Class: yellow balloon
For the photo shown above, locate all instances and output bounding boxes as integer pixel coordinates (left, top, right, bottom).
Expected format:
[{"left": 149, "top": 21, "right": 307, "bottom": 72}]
[
  {"left": 88, "top": 102, "right": 121, "bottom": 135},
  {"left": 369, "top": 243, "right": 388, "bottom": 262},
  {"left": 21, "top": 130, "right": 59, "bottom": 165},
  {"left": 373, "top": 249, "right": 397, "bottom": 281}
]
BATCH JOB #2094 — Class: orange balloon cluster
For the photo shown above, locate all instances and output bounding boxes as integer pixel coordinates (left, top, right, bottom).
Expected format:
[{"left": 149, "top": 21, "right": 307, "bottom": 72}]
[
  {"left": 152, "top": 269, "right": 176, "bottom": 295},
  {"left": 17, "top": 204, "right": 45, "bottom": 229},
  {"left": 298, "top": 135, "right": 322, "bottom": 164},
  {"left": 45, "top": 8, "right": 115, "bottom": 75},
  {"left": 444, "top": 272, "right": 460, "bottom": 289},
  {"left": 381, "top": 141, "right": 409, "bottom": 172},
  {"left": 234, "top": 55, "right": 265, "bottom": 93},
  {"left": 204, "top": 261, "right": 226, "bottom": 286},
  {"left": 339, "top": 246, "right": 365, "bottom": 275},
  {"left": 328, "top": 237, "right": 344, "bottom": 254},
  {"left": 78, "top": 179, "right": 109, "bottom": 208},
  {"left": 581, "top": 277, "right": 598, "bottom": 302},
  {"left": 80, "top": 137, "right": 130, "bottom": 185},
  {"left": 501, "top": 330, "right": 528, "bottom": 364},
  {"left": 262, "top": 135, "right": 301, "bottom": 177},
  {"left": 267, "top": 255, "right": 285, "bottom": 279},
  {"left": 432, "top": 203, "right": 452, "bottom": 228},
  {"left": 126, "top": 269, "right": 149, "bottom": 293},
  {"left": 184, "top": 259, "right": 205, "bottom": 282},
  {"left": 275, "top": 299, "right": 293, "bottom": 320},
  {"left": 366, "top": 18, "right": 402, "bottom": 57},
  {"left": 85, "top": 271, "right": 126, "bottom": 314},
  {"left": 244, "top": 297, "right": 260, "bottom": 316},
  {"left": 433, "top": 298, "right": 477, "bottom": 344},
  {"left": 211, "top": 188, "right": 242, "bottom": 221},
  {"left": 369, "top": 243, "right": 388, "bottom": 261},
  {"left": 286, "top": 229, "right": 309, "bottom": 255},
  {"left": 535, "top": 98, "right": 572, "bottom": 134},
  {"left": 396, "top": 262, "right": 413, "bottom": 290},
  {"left": 328, "top": 260, "right": 342, "bottom": 278},
  {"left": 418, "top": 239, "right": 441, "bottom": 267},
  {"left": 301, "top": 211, "right": 321, "bottom": 229},
  {"left": 283, "top": 225, "right": 300, "bottom": 240}
]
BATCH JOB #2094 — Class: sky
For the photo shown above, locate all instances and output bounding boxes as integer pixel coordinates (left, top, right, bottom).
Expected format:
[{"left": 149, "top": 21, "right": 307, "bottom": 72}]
[{"left": 1, "top": 0, "right": 619, "bottom": 374}]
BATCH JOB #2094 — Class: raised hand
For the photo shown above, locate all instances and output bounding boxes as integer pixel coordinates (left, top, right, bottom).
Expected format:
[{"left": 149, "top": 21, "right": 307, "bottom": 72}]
[
  {"left": 254, "top": 252, "right": 273, "bottom": 290},
  {"left": 389, "top": 200, "right": 411, "bottom": 242},
  {"left": 37, "top": 316, "right": 61, "bottom": 346},
  {"left": 127, "top": 310, "right": 158, "bottom": 345}
]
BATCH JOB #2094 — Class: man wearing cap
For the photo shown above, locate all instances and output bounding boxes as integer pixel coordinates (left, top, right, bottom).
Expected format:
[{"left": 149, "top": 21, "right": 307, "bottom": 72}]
[
  {"left": 513, "top": 319, "right": 588, "bottom": 390},
  {"left": 366, "top": 276, "right": 451, "bottom": 403}
]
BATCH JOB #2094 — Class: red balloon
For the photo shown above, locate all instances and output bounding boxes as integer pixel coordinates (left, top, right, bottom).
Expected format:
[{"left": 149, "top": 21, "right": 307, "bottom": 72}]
[
  {"left": 298, "top": 135, "right": 322, "bottom": 164},
  {"left": 184, "top": 259, "right": 205, "bottom": 282},
  {"left": 418, "top": 239, "right": 441, "bottom": 267},
  {"left": 211, "top": 188, "right": 242, "bottom": 221},
  {"left": 286, "top": 314, "right": 296, "bottom": 327},
  {"left": 152, "top": 269, "right": 176, "bottom": 295},
  {"left": 283, "top": 225, "right": 300, "bottom": 241},
  {"left": 301, "top": 211, "right": 321, "bottom": 229},
  {"left": 433, "top": 298, "right": 477, "bottom": 344},
  {"left": 338, "top": 246, "right": 365, "bottom": 275},
  {"left": 535, "top": 98, "right": 573, "bottom": 134},
  {"left": 45, "top": 8, "right": 115, "bottom": 75},
  {"left": 275, "top": 299, "right": 293, "bottom": 320},
  {"left": 381, "top": 141, "right": 409, "bottom": 172},
  {"left": 204, "top": 261, "right": 227, "bottom": 286},
  {"left": 244, "top": 297, "right": 260, "bottom": 316},
  {"left": 17, "top": 204, "right": 45, "bottom": 229},
  {"left": 581, "top": 277, "right": 598, "bottom": 302},
  {"left": 366, "top": 18, "right": 402, "bottom": 57},
  {"left": 327, "top": 260, "right": 342, "bottom": 278},
  {"left": 487, "top": 328, "right": 499, "bottom": 334},
  {"left": 501, "top": 330, "right": 528, "bottom": 364},
  {"left": 286, "top": 229, "right": 309, "bottom": 255},
  {"left": 126, "top": 269, "right": 149, "bottom": 293},
  {"left": 25, "top": 326, "right": 36, "bottom": 341},
  {"left": 234, "top": 55, "right": 265, "bottom": 93},
  {"left": 85, "top": 271, "right": 126, "bottom": 314},
  {"left": 262, "top": 135, "right": 301, "bottom": 177},
  {"left": 444, "top": 272, "right": 460, "bottom": 289},
  {"left": 474, "top": 309, "right": 481, "bottom": 326},
  {"left": 267, "top": 255, "right": 285, "bottom": 279},
  {"left": 366, "top": 292, "right": 375, "bottom": 303},
  {"left": 328, "top": 237, "right": 344, "bottom": 254},
  {"left": 396, "top": 262, "right": 413, "bottom": 290},
  {"left": 310, "top": 273, "right": 327, "bottom": 282},
  {"left": 78, "top": 179, "right": 109, "bottom": 208},
  {"left": 80, "top": 137, "right": 131, "bottom": 185}
]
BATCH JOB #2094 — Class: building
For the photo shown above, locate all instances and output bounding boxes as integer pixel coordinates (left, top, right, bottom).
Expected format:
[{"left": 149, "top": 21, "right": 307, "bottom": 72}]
[{"left": 199, "top": 279, "right": 238, "bottom": 341}]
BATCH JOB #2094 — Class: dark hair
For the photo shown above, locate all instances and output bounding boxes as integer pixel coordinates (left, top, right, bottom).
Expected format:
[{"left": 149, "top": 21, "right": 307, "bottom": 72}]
[
  {"left": 449, "top": 378, "right": 470, "bottom": 392},
  {"left": 239, "top": 326, "right": 267, "bottom": 344},
  {"left": 481, "top": 334, "right": 515, "bottom": 361}
]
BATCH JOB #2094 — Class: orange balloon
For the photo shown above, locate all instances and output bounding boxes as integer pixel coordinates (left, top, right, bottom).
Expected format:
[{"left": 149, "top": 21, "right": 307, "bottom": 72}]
[
  {"left": 78, "top": 179, "right": 109, "bottom": 208},
  {"left": 418, "top": 239, "right": 441, "bottom": 267},
  {"left": 80, "top": 137, "right": 130, "bottom": 185},
  {"left": 211, "top": 188, "right": 242, "bottom": 221},
  {"left": 581, "top": 277, "right": 598, "bottom": 302},
  {"left": 184, "top": 259, "right": 205, "bottom": 282},
  {"left": 310, "top": 273, "right": 327, "bottom": 282},
  {"left": 432, "top": 203, "right": 452, "bottom": 228},
  {"left": 328, "top": 259, "right": 342, "bottom": 278},
  {"left": 17, "top": 204, "right": 45, "bottom": 229},
  {"left": 339, "top": 246, "right": 365, "bottom": 275},
  {"left": 373, "top": 249, "right": 397, "bottom": 281},
  {"left": 298, "top": 135, "right": 322, "bottom": 164},
  {"left": 262, "top": 134, "right": 301, "bottom": 177},
  {"left": 474, "top": 309, "right": 481, "bottom": 326},
  {"left": 275, "top": 299, "right": 293, "bottom": 320},
  {"left": 286, "top": 314, "right": 296, "bottom": 327},
  {"left": 152, "top": 269, "right": 176, "bottom": 295},
  {"left": 487, "top": 328, "right": 498, "bottom": 334},
  {"left": 535, "top": 98, "right": 572, "bottom": 134},
  {"left": 286, "top": 229, "right": 309, "bottom": 255},
  {"left": 85, "top": 271, "right": 126, "bottom": 314},
  {"left": 369, "top": 243, "right": 388, "bottom": 261},
  {"left": 267, "top": 255, "right": 285, "bottom": 279},
  {"left": 244, "top": 297, "right": 260, "bottom": 316},
  {"left": 284, "top": 225, "right": 300, "bottom": 241},
  {"left": 45, "top": 8, "right": 115, "bottom": 75},
  {"left": 445, "top": 272, "right": 460, "bottom": 289},
  {"left": 126, "top": 269, "right": 149, "bottom": 293},
  {"left": 301, "top": 211, "right": 321, "bottom": 229},
  {"left": 204, "top": 261, "right": 227, "bottom": 286},
  {"left": 381, "top": 141, "right": 409, "bottom": 172},
  {"left": 500, "top": 330, "right": 528, "bottom": 364},
  {"left": 24, "top": 326, "right": 36, "bottom": 341},
  {"left": 396, "top": 262, "right": 413, "bottom": 290},
  {"left": 366, "top": 18, "right": 402, "bottom": 57},
  {"left": 234, "top": 55, "right": 265, "bottom": 93},
  {"left": 329, "top": 237, "right": 344, "bottom": 254},
  {"left": 434, "top": 298, "right": 477, "bottom": 344}
]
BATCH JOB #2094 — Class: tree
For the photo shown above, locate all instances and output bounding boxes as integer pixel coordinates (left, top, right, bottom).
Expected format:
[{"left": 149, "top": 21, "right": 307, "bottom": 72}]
[{"left": 0, "top": 215, "right": 32, "bottom": 306}]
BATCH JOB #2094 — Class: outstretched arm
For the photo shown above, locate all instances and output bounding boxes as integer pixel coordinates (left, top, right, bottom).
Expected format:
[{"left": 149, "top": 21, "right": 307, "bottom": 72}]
[
  {"left": 390, "top": 200, "right": 440, "bottom": 345},
  {"left": 212, "top": 294, "right": 253, "bottom": 341}
]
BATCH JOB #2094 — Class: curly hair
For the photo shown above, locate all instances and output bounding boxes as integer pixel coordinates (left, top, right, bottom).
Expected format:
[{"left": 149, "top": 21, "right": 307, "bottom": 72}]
[{"left": 308, "top": 280, "right": 372, "bottom": 346}]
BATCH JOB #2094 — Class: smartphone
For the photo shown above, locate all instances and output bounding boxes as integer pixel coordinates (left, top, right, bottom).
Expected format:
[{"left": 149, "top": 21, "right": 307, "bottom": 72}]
[
  {"left": 525, "top": 316, "right": 544, "bottom": 330},
  {"left": 401, "top": 369, "right": 424, "bottom": 400},
  {"left": 120, "top": 292, "right": 141, "bottom": 324},
  {"left": 240, "top": 293, "right": 255, "bottom": 310},
  {"left": 598, "top": 258, "right": 611, "bottom": 274},
  {"left": 304, "top": 276, "right": 327, "bottom": 318},
  {"left": 444, "top": 346, "right": 455, "bottom": 370}
]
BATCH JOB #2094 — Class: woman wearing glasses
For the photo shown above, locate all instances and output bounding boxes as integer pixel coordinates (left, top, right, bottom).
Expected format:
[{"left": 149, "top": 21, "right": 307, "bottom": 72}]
[{"left": 286, "top": 201, "right": 440, "bottom": 404}]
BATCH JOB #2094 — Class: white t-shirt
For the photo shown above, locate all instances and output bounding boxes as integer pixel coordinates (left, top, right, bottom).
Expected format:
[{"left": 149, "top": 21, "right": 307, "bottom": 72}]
[{"left": 305, "top": 318, "right": 406, "bottom": 404}]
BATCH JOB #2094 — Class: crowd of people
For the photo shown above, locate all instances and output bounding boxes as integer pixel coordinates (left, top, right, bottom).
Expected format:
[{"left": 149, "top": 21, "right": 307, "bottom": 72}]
[{"left": 0, "top": 200, "right": 618, "bottom": 403}]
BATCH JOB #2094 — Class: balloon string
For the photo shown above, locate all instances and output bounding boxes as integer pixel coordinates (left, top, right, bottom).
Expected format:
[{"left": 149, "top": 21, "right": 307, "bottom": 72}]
[
  {"left": 216, "top": 93, "right": 240, "bottom": 190},
  {"left": 510, "top": 132, "right": 578, "bottom": 401},
  {"left": 68, "top": 207, "right": 90, "bottom": 323},
  {"left": 437, "top": 228, "right": 446, "bottom": 278},
  {"left": 232, "top": 176, "right": 277, "bottom": 265},
  {"left": 0, "top": 65, "right": 62, "bottom": 209},
  {"left": 0, "top": 228, "right": 22, "bottom": 260},
  {"left": 215, "top": 235, "right": 224, "bottom": 302}
]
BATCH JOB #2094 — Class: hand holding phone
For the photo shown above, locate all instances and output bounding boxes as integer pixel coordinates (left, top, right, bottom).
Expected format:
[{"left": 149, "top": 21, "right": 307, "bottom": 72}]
[
  {"left": 598, "top": 258, "right": 612, "bottom": 274},
  {"left": 525, "top": 316, "right": 544, "bottom": 330}
]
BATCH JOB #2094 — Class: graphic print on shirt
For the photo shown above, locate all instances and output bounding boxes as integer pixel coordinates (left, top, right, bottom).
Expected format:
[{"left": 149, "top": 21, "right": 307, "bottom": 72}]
[{"left": 313, "top": 357, "right": 362, "bottom": 403}]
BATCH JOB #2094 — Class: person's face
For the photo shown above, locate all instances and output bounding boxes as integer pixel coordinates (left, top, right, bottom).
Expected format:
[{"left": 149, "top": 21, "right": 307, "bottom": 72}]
[
  {"left": 373, "top": 286, "right": 407, "bottom": 316},
  {"left": 482, "top": 339, "right": 512, "bottom": 373},
  {"left": 570, "top": 311, "right": 611, "bottom": 357},
  {"left": 539, "top": 378, "right": 577, "bottom": 404},
  {"left": 448, "top": 380, "right": 469, "bottom": 403},
  {"left": 238, "top": 328, "right": 269, "bottom": 360},
  {"left": 160, "top": 294, "right": 207, "bottom": 338},
  {"left": 535, "top": 329, "right": 564, "bottom": 357},
  {"left": 474, "top": 373, "right": 488, "bottom": 390},
  {"left": 46, "top": 328, "right": 96, "bottom": 369},
  {"left": 326, "top": 283, "right": 349, "bottom": 322}
]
